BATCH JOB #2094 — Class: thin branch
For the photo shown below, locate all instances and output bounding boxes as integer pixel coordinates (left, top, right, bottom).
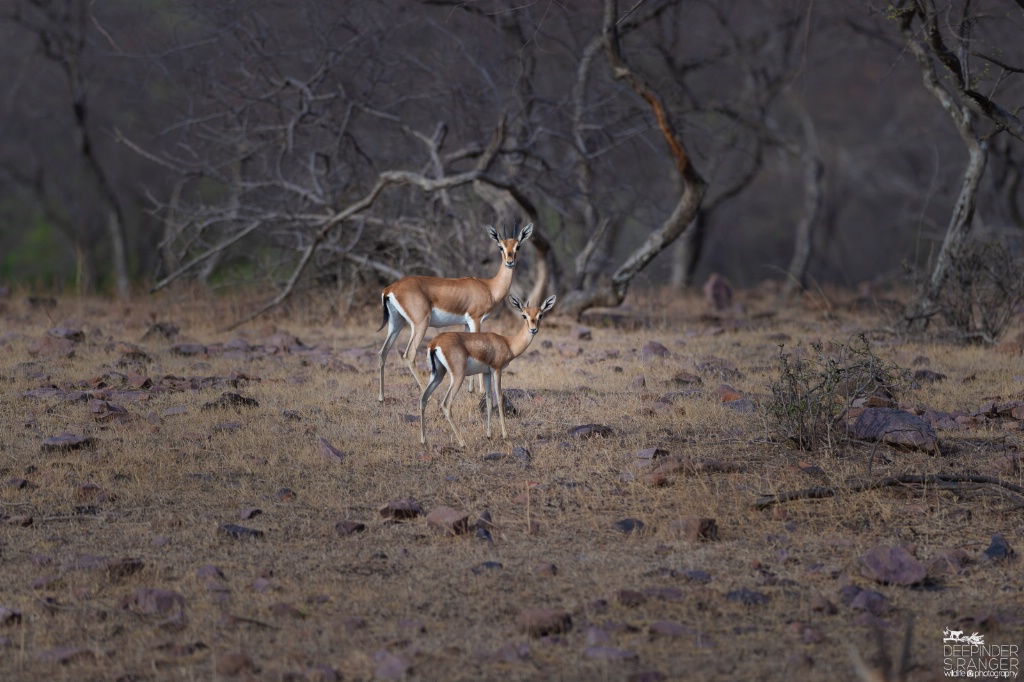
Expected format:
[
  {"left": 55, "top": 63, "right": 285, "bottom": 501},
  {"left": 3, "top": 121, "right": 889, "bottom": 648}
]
[{"left": 753, "top": 473, "right": 1024, "bottom": 510}]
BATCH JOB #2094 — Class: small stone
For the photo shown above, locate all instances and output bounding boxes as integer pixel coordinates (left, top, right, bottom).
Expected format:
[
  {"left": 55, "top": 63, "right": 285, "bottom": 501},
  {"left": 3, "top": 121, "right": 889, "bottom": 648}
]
[
  {"left": 379, "top": 497, "right": 424, "bottom": 521},
  {"left": 517, "top": 608, "right": 572, "bottom": 638},
  {"left": 641, "top": 341, "right": 671, "bottom": 361},
  {"left": 981, "top": 533, "right": 1014, "bottom": 562},
  {"left": 426, "top": 506, "right": 470, "bottom": 536},
  {"left": 216, "top": 652, "right": 256, "bottom": 677},
  {"left": 533, "top": 563, "right": 557, "bottom": 576},
  {"left": 582, "top": 646, "right": 638, "bottom": 662},
  {"left": 570, "top": 423, "right": 613, "bottom": 439},
  {"left": 668, "top": 517, "right": 718, "bottom": 542},
  {"left": 850, "top": 589, "right": 889, "bottom": 616},
  {"left": 809, "top": 594, "right": 837, "bottom": 614},
  {"left": 372, "top": 650, "right": 410, "bottom": 680},
  {"left": 725, "top": 589, "right": 770, "bottom": 606},
  {"left": 335, "top": 520, "right": 366, "bottom": 536},
  {"left": 611, "top": 518, "right": 645, "bottom": 534},
  {"left": 858, "top": 545, "right": 926, "bottom": 585},
  {"left": 617, "top": 589, "right": 647, "bottom": 607},
  {"left": 219, "top": 524, "right": 264, "bottom": 540},
  {"left": 106, "top": 557, "right": 145, "bottom": 580}
]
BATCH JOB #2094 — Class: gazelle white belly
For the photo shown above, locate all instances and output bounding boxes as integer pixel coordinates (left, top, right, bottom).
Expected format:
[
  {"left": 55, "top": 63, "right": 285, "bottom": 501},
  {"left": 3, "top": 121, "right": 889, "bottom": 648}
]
[
  {"left": 465, "top": 357, "right": 490, "bottom": 376},
  {"left": 430, "top": 308, "right": 472, "bottom": 328}
]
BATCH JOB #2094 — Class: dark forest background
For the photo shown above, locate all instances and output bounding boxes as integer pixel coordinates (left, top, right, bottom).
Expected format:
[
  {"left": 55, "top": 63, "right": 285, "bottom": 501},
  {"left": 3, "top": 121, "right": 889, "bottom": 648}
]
[{"left": 1, "top": 0, "right": 1022, "bottom": 325}]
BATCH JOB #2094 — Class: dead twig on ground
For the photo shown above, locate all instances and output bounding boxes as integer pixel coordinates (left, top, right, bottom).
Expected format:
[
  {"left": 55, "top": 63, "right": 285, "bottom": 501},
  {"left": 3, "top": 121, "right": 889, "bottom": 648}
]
[{"left": 754, "top": 474, "right": 1024, "bottom": 509}]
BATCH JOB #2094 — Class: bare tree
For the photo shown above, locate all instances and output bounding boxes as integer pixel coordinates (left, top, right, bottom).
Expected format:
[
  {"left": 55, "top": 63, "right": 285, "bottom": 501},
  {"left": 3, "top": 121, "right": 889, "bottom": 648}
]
[
  {"left": 7, "top": 0, "right": 131, "bottom": 297},
  {"left": 884, "top": 0, "right": 1024, "bottom": 331}
]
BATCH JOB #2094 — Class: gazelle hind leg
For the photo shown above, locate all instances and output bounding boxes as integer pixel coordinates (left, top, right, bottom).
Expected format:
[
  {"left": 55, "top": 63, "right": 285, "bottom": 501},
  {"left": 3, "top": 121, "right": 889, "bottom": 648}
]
[
  {"left": 419, "top": 363, "right": 446, "bottom": 445},
  {"left": 378, "top": 313, "right": 405, "bottom": 402},
  {"left": 401, "top": 321, "right": 429, "bottom": 390}
]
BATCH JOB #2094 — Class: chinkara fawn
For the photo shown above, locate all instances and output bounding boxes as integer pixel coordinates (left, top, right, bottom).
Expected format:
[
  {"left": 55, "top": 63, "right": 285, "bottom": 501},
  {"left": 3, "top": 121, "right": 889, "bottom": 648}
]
[
  {"left": 377, "top": 223, "right": 534, "bottom": 401},
  {"left": 419, "top": 295, "right": 556, "bottom": 447}
]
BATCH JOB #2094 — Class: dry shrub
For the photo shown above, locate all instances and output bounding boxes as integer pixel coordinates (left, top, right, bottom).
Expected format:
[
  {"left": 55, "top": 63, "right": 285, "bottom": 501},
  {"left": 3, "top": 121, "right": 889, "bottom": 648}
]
[
  {"left": 767, "top": 334, "right": 906, "bottom": 451},
  {"left": 938, "top": 239, "right": 1024, "bottom": 344}
]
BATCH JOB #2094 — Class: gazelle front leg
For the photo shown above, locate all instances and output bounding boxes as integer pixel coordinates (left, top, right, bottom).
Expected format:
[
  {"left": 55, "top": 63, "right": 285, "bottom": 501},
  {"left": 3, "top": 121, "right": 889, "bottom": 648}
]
[
  {"left": 464, "top": 318, "right": 484, "bottom": 395},
  {"left": 482, "top": 371, "right": 494, "bottom": 439},
  {"left": 493, "top": 367, "right": 508, "bottom": 440}
]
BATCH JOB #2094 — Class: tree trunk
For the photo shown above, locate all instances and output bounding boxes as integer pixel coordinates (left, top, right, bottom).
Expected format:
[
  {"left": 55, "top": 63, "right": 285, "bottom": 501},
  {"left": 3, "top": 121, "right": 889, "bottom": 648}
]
[
  {"left": 560, "top": 0, "right": 707, "bottom": 319},
  {"left": 897, "top": 5, "right": 988, "bottom": 331}
]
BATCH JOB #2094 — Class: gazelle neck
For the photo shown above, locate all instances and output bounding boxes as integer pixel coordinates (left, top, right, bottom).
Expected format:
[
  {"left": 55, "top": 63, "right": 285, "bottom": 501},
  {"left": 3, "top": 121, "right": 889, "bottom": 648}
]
[
  {"left": 507, "top": 319, "right": 538, "bottom": 359},
  {"left": 485, "top": 258, "right": 515, "bottom": 303}
]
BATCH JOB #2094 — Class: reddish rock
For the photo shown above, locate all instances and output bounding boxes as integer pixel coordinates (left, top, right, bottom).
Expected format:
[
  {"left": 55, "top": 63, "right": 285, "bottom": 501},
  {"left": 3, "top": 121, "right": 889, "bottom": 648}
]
[
  {"left": 517, "top": 608, "right": 572, "bottom": 637},
  {"left": 426, "top": 506, "right": 470, "bottom": 536},
  {"left": 858, "top": 546, "right": 926, "bottom": 585},
  {"left": 715, "top": 384, "right": 743, "bottom": 402},
  {"left": 668, "top": 517, "right": 719, "bottom": 542},
  {"left": 379, "top": 497, "right": 424, "bottom": 521},
  {"left": 216, "top": 652, "right": 257, "bottom": 677}
]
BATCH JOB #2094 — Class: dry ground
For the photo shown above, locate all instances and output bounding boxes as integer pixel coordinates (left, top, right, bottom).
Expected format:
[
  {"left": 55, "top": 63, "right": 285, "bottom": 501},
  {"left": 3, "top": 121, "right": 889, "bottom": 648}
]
[{"left": 0, "top": 285, "right": 1022, "bottom": 682}]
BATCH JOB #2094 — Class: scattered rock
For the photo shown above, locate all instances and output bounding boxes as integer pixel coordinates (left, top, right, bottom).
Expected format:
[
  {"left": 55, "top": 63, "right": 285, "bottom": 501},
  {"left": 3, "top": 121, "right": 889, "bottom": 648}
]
[
  {"left": 582, "top": 646, "right": 638, "bottom": 662},
  {"left": 809, "top": 594, "right": 837, "bottom": 614},
  {"left": 981, "top": 534, "right": 1014, "bottom": 562},
  {"left": 372, "top": 650, "right": 410, "bottom": 680},
  {"left": 725, "top": 589, "right": 770, "bottom": 606},
  {"left": 106, "top": 557, "right": 145, "bottom": 580},
  {"left": 641, "top": 341, "right": 671, "bottom": 362},
  {"left": 570, "top": 423, "right": 613, "bottom": 439},
  {"left": 518, "top": 608, "right": 572, "bottom": 638},
  {"left": 335, "top": 520, "right": 366, "bottom": 536},
  {"left": 849, "top": 408, "right": 940, "bottom": 454},
  {"left": 35, "top": 646, "right": 94, "bottom": 664},
  {"left": 0, "top": 607, "right": 23, "bottom": 625},
  {"left": 849, "top": 589, "right": 889, "bottom": 616},
  {"left": 714, "top": 384, "right": 743, "bottom": 402},
  {"left": 379, "top": 498, "right": 424, "bottom": 521},
  {"left": 216, "top": 652, "right": 257, "bottom": 677},
  {"left": 858, "top": 545, "right": 926, "bottom": 585},
  {"left": 611, "top": 518, "right": 645, "bottom": 534},
  {"left": 219, "top": 524, "right": 264, "bottom": 540},
  {"left": 426, "top": 506, "right": 470, "bottom": 536},
  {"left": 41, "top": 432, "right": 95, "bottom": 452},
  {"left": 488, "top": 641, "right": 531, "bottom": 664},
  {"left": 668, "top": 517, "right": 718, "bottom": 542},
  {"left": 171, "top": 343, "right": 207, "bottom": 357},
  {"left": 126, "top": 587, "right": 185, "bottom": 616},
  {"left": 202, "top": 392, "right": 259, "bottom": 410},
  {"left": 617, "top": 589, "right": 647, "bottom": 607}
]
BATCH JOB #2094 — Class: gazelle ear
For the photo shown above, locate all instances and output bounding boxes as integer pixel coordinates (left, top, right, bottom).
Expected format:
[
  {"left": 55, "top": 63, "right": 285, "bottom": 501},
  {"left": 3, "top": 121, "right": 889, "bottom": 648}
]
[
  {"left": 518, "top": 223, "right": 534, "bottom": 242},
  {"left": 541, "top": 295, "right": 556, "bottom": 313},
  {"left": 509, "top": 295, "right": 524, "bottom": 312},
  {"left": 487, "top": 226, "right": 500, "bottom": 242}
]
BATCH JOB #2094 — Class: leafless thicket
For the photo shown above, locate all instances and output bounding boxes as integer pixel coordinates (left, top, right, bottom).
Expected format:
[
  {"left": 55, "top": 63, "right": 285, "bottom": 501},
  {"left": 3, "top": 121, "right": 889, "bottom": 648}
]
[{"left": 1, "top": 1, "right": 1023, "bottom": 330}]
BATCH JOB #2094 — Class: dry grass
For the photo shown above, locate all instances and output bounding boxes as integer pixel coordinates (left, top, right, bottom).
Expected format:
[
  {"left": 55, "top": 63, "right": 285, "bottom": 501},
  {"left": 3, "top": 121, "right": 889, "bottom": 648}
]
[{"left": 0, "top": 285, "right": 1022, "bottom": 682}]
